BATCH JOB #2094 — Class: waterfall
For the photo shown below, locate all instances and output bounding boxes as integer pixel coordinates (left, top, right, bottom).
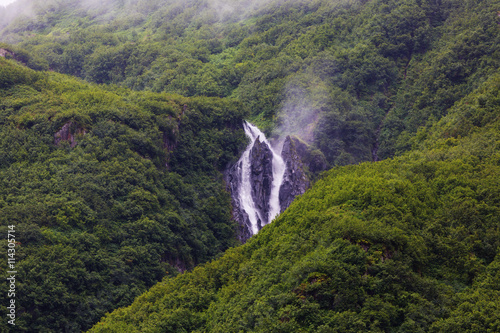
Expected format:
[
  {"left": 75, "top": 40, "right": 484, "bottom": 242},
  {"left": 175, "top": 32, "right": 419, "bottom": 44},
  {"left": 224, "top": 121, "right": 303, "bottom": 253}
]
[
  {"left": 267, "top": 134, "right": 286, "bottom": 224},
  {"left": 238, "top": 121, "right": 286, "bottom": 235},
  {"left": 239, "top": 122, "right": 263, "bottom": 235},
  {"left": 226, "top": 120, "right": 310, "bottom": 242}
]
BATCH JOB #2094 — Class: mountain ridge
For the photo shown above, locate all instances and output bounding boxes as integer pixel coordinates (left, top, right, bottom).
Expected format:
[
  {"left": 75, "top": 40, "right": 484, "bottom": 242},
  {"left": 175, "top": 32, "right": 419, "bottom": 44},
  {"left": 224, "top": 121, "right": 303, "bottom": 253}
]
[{"left": 0, "top": 0, "right": 499, "bottom": 331}]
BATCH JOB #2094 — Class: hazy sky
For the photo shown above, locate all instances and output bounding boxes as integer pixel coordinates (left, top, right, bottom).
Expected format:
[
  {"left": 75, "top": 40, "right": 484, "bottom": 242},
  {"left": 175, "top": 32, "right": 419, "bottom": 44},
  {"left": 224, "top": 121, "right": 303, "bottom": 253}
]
[{"left": 0, "top": 0, "right": 17, "bottom": 7}]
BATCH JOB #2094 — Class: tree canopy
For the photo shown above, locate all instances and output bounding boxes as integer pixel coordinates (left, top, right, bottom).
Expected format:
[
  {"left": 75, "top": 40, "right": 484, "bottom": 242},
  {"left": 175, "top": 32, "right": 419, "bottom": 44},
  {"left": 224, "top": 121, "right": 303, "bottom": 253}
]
[{"left": 0, "top": 0, "right": 499, "bottom": 331}]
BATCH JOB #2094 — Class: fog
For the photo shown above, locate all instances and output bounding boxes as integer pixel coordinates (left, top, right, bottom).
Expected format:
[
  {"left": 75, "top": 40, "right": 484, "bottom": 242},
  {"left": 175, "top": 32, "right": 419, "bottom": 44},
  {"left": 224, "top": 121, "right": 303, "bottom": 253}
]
[
  {"left": 205, "top": 0, "right": 274, "bottom": 21},
  {"left": 273, "top": 53, "right": 338, "bottom": 144},
  {"left": 0, "top": 0, "right": 17, "bottom": 6},
  {"left": 0, "top": 0, "right": 35, "bottom": 34},
  {"left": 0, "top": 0, "right": 297, "bottom": 37}
]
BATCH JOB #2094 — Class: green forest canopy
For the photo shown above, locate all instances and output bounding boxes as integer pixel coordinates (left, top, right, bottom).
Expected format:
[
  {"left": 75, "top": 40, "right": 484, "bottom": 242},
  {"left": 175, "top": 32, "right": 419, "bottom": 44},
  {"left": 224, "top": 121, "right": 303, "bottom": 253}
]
[
  {"left": 0, "top": 0, "right": 499, "bottom": 331},
  {"left": 89, "top": 74, "right": 500, "bottom": 332},
  {"left": 2, "top": 0, "right": 499, "bottom": 164},
  {"left": 0, "top": 57, "right": 247, "bottom": 331}
]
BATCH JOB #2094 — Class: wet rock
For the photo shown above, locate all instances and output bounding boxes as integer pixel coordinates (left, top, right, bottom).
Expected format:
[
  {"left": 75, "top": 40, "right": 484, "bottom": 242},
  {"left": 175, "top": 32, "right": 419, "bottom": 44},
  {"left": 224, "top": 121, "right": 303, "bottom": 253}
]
[
  {"left": 225, "top": 125, "right": 316, "bottom": 243},
  {"left": 279, "top": 136, "right": 309, "bottom": 212},
  {"left": 249, "top": 138, "right": 274, "bottom": 227},
  {"left": 54, "top": 122, "right": 86, "bottom": 147},
  {"left": 225, "top": 137, "right": 274, "bottom": 242},
  {"left": 225, "top": 160, "right": 253, "bottom": 243}
]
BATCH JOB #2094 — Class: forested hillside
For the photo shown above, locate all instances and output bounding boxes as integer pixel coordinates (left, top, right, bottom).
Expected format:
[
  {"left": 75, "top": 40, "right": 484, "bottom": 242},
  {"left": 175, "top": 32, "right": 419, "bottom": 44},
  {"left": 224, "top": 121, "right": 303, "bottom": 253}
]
[
  {"left": 0, "top": 58, "right": 247, "bottom": 331},
  {"left": 2, "top": 0, "right": 499, "bottom": 165},
  {"left": 0, "top": 0, "right": 499, "bottom": 331},
  {"left": 89, "top": 74, "right": 500, "bottom": 332}
]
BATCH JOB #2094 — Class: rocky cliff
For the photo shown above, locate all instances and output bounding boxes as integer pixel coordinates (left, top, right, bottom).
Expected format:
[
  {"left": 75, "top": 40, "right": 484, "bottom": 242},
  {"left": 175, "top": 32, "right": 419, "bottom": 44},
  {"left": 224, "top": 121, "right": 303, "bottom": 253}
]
[
  {"left": 279, "top": 136, "right": 310, "bottom": 212},
  {"left": 225, "top": 160, "right": 253, "bottom": 243},
  {"left": 249, "top": 137, "right": 274, "bottom": 228},
  {"left": 225, "top": 136, "right": 274, "bottom": 242},
  {"left": 226, "top": 131, "right": 313, "bottom": 242},
  {"left": 54, "top": 121, "right": 86, "bottom": 147}
]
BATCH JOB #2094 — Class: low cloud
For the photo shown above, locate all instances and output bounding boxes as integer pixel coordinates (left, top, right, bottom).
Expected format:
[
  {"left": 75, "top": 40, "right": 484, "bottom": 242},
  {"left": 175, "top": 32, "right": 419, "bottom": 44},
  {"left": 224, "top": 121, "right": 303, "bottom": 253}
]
[{"left": 274, "top": 53, "right": 338, "bottom": 144}]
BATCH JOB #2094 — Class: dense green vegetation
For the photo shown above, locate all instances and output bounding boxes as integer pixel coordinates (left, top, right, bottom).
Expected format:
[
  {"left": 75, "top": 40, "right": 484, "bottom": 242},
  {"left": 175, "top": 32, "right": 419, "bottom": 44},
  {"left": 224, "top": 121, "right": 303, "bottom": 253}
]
[
  {"left": 89, "top": 74, "right": 500, "bottom": 332},
  {"left": 2, "top": 0, "right": 499, "bottom": 166},
  {"left": 0, "top": 57, "right": 247, "bottom": 331},
  {"left": 0, "top": 0, "right": 499, "bottom": 331}
]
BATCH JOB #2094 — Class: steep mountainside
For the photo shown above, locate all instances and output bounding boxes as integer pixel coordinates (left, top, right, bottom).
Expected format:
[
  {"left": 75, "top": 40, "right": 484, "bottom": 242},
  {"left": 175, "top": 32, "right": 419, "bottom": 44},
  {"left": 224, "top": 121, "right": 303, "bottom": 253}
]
[
  {"left": 0, "top": 57, "right": 247, "bottom": 331},
  {"left": 89, "top": 75, "right": 500, "bottom": 332},
  {"left": 0, "top": 0, "right": 499, "bottom": 332}
]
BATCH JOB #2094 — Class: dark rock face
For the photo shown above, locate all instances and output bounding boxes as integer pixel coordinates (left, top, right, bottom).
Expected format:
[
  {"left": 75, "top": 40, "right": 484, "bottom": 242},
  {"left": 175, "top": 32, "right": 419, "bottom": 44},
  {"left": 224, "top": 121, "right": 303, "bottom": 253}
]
[
  {"left": 225, "top": 160, "right": 253, "bottom": 243},
  {"left": 225, "top": 137, "right": 274, "bottom": 242},
  {"left": 54, "top": 122, "right": 86, "bottom": 147},
  {"left": 249, "top": 138, "right": 274, "bottom": 228},
  {"left": 279, "top": 136, "right": 310, "bottom": 212},
  {"left": 226, "top": 132, "right": 313, "bottom": 243}
]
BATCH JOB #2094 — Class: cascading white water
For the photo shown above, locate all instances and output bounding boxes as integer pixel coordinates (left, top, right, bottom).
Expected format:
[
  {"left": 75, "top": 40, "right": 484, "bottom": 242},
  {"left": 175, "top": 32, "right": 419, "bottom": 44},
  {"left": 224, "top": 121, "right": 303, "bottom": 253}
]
[
  {"left": 239, "top": 122, "right": 263, "bottom": 235},
  {"left": 238, "top": 121, "right": 286, "bottom": 235},
  {"left": 267, "top": 137, "right": 286, "bottom": 224}
]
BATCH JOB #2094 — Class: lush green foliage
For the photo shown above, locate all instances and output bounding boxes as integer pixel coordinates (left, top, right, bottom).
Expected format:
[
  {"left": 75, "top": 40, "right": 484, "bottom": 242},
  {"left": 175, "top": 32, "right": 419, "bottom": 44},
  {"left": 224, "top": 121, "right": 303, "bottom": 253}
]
[
  {"left": 2, "top": 0, "right": 499, "bottom": 166},
  {"left": 89, "top": 74, "right": 500, "bottom": 332},
  {"left": 0, "top": 58, "right": 247, "bottom": 332},
  {"left": 0, "top": 0, "right": 499, "bottom": 331}
]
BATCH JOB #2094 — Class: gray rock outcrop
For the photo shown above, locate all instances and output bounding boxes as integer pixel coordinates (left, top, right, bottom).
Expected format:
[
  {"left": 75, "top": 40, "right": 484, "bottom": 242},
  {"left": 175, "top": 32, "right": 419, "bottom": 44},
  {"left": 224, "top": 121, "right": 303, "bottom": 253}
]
[
  {"left": 225, "top": 160, "right": 253, "bottom": 242},
  {"left": 279, "top": 136, "right": 310, "bottom": 212},
  {"left": 54, "top": 122, "right": 86, "bottom": 147},
  {"left": 225, "top": 129, "right": 314, "bottom": 243},
  {"left": 249, "top": 138, "right": 274, "bottom": 228},
  {"left": 225, "top": 137, "right": 274, "bottom": 242}
]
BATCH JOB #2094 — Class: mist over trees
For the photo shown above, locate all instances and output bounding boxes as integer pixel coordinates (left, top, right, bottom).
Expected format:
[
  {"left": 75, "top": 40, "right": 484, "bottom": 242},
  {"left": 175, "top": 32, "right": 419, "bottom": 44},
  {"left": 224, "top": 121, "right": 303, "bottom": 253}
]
[
  {"left": 0, "top": 0, "right": 499, "bottom": 331},
  {"left": 2, "top": 0, "right": 498, "bottom": 166}
]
